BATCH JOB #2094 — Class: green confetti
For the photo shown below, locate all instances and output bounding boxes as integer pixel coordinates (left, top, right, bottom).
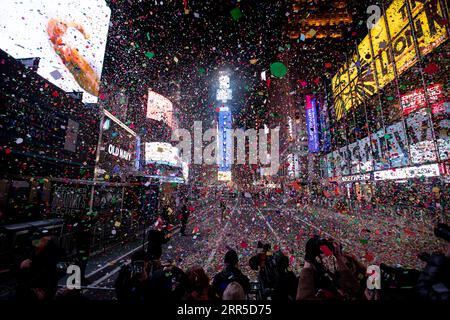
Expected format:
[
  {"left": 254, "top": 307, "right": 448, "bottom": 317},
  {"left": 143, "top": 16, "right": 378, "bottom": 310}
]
[
  {"left": 199, "top": 67, "right": 206, "bottom": 74},
  {"left": 145, "top": 52, "right": 155, "bottom": 59},
  {"left": 270, "top": 62, "right": 288, "bottom": 78},
  {"left": 146, "top": 32, "right": 150, "bottom": 41},
  {"left": 230, "top": 7, "right": 242, "bottom": 21}
]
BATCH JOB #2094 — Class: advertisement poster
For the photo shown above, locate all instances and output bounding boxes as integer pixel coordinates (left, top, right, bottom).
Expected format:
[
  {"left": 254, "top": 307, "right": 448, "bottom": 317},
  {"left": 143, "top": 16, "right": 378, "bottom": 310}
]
[
  {"left": 147, "top": 90, "right": 174, "bottom": 128},
  {"left": 97, "top": 113, "right": 137, "bottom": 180},
  {"left": 305, "top": 95, "right": 320, "bottom": 153},
  {"left": 332, "top": 0, "right": 448, "bottom": 120},
  {"left": 0, "top": 0, "right": 111, "bottom": 103},
  {"left": 144, "top": 142, "right": 181, "bottom": 167}
]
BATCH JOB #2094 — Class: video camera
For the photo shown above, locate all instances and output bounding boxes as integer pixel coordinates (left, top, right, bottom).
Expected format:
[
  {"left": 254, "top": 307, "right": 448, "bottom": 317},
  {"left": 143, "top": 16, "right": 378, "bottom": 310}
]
[
  {"left": 379, "top": 223, "right": 450, "bottom": 299},
  {"left": 249, "top": 242, "right": 272, "bottom": 271},
  {"left": 305, "top": 235, "right": 341, "bottom": 262},
  {"left": 434, "top": 223, "right": 450, "bottom": 242},
  {"left": 249, "top": 242, "right": 293, "bottom": 300}
]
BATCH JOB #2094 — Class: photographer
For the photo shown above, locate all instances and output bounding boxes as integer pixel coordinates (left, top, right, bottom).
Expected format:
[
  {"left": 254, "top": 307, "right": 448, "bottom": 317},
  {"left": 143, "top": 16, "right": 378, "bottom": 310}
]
[
  {"left": 249, "top": 242, "right": 298, "bottom": 300},
  {"left": 296, "top": 236, "right": 361, "bottom": 300},
  {"left": 114, "top": 250, "right": 153, "bottom": 302},
  {"left": 416, "top": 224, "right": 450, "bottom": 301}
]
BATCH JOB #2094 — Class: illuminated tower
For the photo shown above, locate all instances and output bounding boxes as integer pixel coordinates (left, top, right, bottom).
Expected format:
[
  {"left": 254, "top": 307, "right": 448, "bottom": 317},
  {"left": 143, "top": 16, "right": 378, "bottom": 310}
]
[{"left": 216, "top": 72, "right": 233, "bottom": 182}]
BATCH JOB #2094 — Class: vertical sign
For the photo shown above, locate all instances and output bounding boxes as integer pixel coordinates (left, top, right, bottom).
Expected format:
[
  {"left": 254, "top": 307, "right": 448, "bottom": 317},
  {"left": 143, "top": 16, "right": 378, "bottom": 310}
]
[{"left": 305, "top": 95, "right": 320, "bottom": 153}]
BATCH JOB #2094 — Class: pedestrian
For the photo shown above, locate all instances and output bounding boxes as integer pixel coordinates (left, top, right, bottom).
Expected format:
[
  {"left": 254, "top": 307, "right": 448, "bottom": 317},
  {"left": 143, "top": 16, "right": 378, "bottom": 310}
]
[
  {"left": 184, "top": 266, "right": 214, "bottom": 300},
  {"left": 73, "top": 216, "right": 93, "bottom": 285},
  {"left": 223, "top": 282, "right": 246, "bottom": 300},
  {"left": 220, "top": 201, "right": 226, "bottom": 222},
  {"left": 147, "top": 216, "right": 171, "bottom": 260},
  {"left": 180, "top": 202, "right": 190, "bottom": 236}
]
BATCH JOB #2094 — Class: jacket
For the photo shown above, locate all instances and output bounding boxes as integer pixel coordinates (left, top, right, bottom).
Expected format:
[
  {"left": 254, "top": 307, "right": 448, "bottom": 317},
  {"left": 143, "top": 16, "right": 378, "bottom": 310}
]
[{"left": 416, "top": 253, "right": 450, "bottom": 301}]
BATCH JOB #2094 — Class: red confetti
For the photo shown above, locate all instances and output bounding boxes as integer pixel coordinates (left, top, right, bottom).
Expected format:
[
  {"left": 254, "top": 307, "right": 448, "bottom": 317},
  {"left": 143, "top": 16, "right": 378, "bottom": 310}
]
[{"left": 424, "top": 63, "right": 439, "bottom": 74}]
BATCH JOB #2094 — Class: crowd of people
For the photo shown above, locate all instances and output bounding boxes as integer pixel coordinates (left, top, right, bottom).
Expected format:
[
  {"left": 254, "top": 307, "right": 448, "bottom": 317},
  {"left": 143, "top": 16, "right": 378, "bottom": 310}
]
[
  {"left": 5, "top": 188, "right": 450, "bottom": 302},
  {"left": 9, "top": 219, "right": 450, "bottom": 302},
  {"left": 116, "top": 219, "right": 450, "bottom": 302}
]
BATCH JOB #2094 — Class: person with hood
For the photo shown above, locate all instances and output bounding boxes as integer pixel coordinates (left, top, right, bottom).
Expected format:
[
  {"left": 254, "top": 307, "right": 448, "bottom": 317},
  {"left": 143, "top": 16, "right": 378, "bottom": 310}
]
[{"left": 212, "top": 249, "right": 250, "bottom": 299}]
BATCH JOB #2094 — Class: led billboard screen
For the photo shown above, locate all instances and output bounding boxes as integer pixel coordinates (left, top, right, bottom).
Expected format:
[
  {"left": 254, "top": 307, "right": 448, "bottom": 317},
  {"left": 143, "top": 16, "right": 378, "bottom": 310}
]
[
  {"left": 144, "top": 142, "right": 181, "bottom": 167},
  {"left": 332, "top": 0, "right": 448, "bottom": 120},
  {"left": 0, "top": 0, "right": 111, "bottom": 103},
  {"left": 305, "top": 95, "right": 320, "bottom": 153},
  {"left": 146, "top": 90, "right": 174, "bottom": 128}
]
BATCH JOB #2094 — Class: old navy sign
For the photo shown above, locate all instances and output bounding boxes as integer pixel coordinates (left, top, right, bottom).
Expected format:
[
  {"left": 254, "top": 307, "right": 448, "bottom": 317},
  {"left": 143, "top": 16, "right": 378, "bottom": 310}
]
[
  {"left": 305, "top": 95, "right": 319, "bottom": 153},
  {"left": 108, "top": 144, "right": 132, "bottom": 161}
]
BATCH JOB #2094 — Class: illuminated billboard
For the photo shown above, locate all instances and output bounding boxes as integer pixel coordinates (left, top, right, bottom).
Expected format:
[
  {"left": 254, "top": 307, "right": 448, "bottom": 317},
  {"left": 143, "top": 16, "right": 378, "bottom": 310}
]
[
  {"left": 144, "top": 142, "right": 181, "bottom": 167},
  {"left": 401, "top": 84, "right": 444, "bottom": 115},
  {"left": 218, "top": 171, "right": 232, "bottom": 181},
  {"left": 332, "top": 0, "right": 448, "bottom": 120},
  {"left": 97, "top": 110, "right": 137, "bottom": 180},
  {"left": 0, "top": 0, "right": 111, "bottom": 103},
  {"left": 218, "top": 108, "right": 232, "bottom": 173},
  {"left": 146, "top": 90, "right": 174, "bottom": 128},
  {"left": 305, "top": 95, "right": 320, "bottom": 153}
]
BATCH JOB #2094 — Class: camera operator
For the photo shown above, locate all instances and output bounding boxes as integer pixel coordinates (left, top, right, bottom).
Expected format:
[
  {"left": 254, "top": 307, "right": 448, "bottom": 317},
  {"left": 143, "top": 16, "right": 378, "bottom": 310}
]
[
  {"left": 296, "top": 236, "right": 362, "bottom": 300},
  {"left": 416, "top": 223, "right": 450, "bottom": 301},
  {"left": 115, "top": 250, "right": 153, "bottom": 302},
  {"left": 249, "top": 242, "right": 298, "bottom": 300}
]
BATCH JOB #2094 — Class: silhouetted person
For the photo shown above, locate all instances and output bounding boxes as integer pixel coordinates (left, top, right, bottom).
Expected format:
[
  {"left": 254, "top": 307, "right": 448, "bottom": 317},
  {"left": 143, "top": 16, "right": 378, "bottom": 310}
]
[
  {"left": 73, "top": 217, "right": 93, "bottom": 285},
  {"left": 180, "top": 203, "right": 190, "bottom": 236},
  {"left": 15, "top": 229, "right": 65, "bottom": 301},
  {"left": 147, "top": 217, "right": 170, "bottom": 260},
  {"left": 212, "top": 249, "right": 250, "bottom": 299}
]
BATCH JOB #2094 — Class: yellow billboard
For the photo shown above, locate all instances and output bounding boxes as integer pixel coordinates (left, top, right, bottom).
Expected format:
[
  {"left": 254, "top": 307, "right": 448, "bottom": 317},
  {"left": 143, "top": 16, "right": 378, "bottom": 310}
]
[
  {"left": 415, "top": 0, "right": 448, "bottom": 57},
  {"left": 332, "top": 0, "right": 449, "bottom": 120},
  {"left": 218, "top": 171, "right": 232, "bottom": 181}
]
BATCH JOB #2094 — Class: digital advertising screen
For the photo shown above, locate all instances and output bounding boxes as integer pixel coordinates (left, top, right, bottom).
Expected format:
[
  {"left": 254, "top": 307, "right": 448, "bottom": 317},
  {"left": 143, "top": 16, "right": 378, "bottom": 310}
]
[
  {"left": 305, "top": 95, "right": 320, "bottom": 153},
  {"left": 0, "top": 0, "right": 111, "bottom": 103},
  {"left": 331, "top": 0, "right": 448, "bottom": 120},
  {"left": 144, "top": 142, "right": 181, "bottom": 167},
  {"left": 147, "top": 90, "right": 174, "bottom": 128},
  {"left": 97, "top": 112, "right": 137, "bottom": 180}
]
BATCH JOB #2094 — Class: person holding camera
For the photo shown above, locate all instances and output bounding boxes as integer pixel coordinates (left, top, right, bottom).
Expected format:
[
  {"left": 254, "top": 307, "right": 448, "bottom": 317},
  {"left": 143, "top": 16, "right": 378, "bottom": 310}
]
[
  {"left": 114, "top": 250, "right": 153, "bottom": 303},
  {"left": 416, "top": 223, "right": 450, "bottom": 301},
  {"left": 249, "top": 242, "right": 298, "bottom": 300},
  {"left": 296, "top": 236, "right": 361, "bottom": 300}
]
